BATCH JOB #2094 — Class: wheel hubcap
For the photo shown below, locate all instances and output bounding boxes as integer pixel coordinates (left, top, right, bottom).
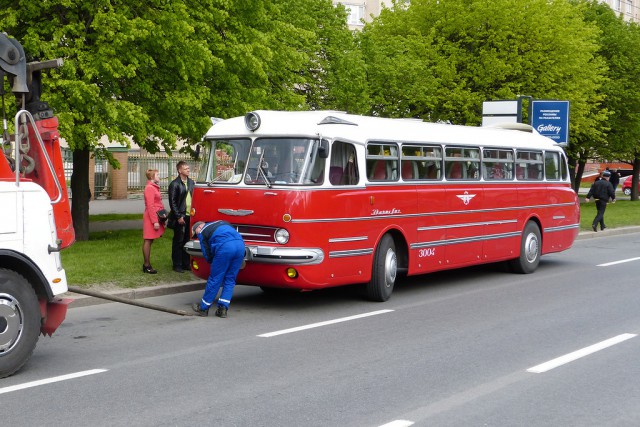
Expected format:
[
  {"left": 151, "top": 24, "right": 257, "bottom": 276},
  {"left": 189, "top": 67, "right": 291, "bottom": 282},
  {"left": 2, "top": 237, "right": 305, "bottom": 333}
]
[
  {"left": 0, "top": 294, "right": 24, "bottom": 355},
  {"left": 384, "top": 249, "right": 397, "bottom": 288},
  {"left": 524, "top": 233, "right": 539, "bottom": 264}
]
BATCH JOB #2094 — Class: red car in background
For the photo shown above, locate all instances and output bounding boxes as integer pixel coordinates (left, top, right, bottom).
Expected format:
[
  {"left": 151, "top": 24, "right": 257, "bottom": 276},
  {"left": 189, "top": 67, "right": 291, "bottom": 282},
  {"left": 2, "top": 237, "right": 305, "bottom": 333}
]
[{"left": 622, "top": 175, "right": 638, "bottom": 195}]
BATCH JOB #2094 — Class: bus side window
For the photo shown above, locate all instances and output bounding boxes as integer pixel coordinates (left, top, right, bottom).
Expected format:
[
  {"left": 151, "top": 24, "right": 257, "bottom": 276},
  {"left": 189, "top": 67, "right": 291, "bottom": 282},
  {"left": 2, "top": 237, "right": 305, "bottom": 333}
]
[
  {"left": 331, "top": 141, "right": 359, "bottom": 185},
  {"left": 367, "top": 142, "right": 399, "bottom": 182},
  {"left": 516, "top": 150, "right": 543, "bottom": 181},
  {"left": 545, "top": 152, "right": 560, "bottom": 180}
]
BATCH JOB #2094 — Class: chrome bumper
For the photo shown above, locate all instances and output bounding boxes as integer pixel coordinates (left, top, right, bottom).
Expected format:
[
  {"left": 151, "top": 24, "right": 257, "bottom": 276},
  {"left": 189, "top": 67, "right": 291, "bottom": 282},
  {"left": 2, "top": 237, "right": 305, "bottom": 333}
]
[{"left": 184, "top": 240, "right": 324, "bottom": 265}]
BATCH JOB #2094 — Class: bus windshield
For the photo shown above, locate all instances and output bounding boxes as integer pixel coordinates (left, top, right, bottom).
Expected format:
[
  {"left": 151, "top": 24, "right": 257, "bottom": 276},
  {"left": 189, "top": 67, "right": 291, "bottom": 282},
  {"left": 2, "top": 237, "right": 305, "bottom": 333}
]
[
  {"left": 200, "top": 137, "right": 325, "bottom": 186},
  {"left": 244, "top": 138, "right": 324, "bottom": 186}
]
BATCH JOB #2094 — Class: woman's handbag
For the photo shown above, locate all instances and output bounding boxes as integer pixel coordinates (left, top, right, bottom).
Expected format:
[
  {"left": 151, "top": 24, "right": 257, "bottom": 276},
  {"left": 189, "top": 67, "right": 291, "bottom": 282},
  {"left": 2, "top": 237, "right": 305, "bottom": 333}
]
[{"left": 157, "top": 209, "right": 168, "bottom": 225}]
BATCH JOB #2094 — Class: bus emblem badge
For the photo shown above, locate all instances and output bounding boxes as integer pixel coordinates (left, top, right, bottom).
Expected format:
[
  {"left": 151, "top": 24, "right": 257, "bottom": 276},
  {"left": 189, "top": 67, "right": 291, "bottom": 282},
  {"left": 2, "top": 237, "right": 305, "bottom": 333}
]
[{"left": 456, "top": 191, "right": 476, "bottom": 205}]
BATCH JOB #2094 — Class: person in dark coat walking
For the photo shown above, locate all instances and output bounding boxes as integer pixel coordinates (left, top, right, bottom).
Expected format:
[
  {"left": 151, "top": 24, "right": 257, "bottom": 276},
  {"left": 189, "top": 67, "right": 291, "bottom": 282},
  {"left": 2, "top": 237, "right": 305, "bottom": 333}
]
[
  {"left": 168, "top": 161, "right": 195, "bottom": 272},
  {"left": 586, "top": 170, "right": 616, "bottom": 232},
  {"left": 191, "top": 220, "right": 245, "bottom": 318},
  {"left": 609, "top": 168, "right": 620, "bottom": 192}
]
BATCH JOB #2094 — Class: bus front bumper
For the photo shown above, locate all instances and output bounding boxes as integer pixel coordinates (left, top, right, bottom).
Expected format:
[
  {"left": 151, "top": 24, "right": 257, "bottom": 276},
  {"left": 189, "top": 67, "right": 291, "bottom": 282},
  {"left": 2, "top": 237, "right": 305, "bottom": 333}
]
[{"left": 184, "top": 240, "right": 324, "bottom": 265}]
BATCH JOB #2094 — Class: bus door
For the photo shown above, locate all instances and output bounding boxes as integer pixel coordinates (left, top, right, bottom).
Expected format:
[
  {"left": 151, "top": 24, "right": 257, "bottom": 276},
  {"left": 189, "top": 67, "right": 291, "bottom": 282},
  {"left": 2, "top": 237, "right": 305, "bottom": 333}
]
[
  {"left": 324, "top": 141, "right": 371, "bottom": 281},
  {"left": 481, "top": 149, "right": 520, "bottom": 260},
  {"left": 443, "top": 147, "right": 484, "bottom": 266}
]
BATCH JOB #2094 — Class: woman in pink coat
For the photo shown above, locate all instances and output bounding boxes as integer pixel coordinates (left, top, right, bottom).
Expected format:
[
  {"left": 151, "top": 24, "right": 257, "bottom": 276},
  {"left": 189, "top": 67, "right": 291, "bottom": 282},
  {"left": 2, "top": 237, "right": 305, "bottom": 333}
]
[{"left": 142, "top": 169, "right": 166, "bottom": 274}]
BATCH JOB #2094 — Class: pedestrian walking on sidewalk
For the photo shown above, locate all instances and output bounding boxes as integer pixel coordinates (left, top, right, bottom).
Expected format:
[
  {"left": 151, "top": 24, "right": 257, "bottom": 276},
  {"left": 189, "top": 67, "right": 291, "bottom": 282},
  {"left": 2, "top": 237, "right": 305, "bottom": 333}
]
[
  {"left": 168, "top": 161, "right": 194, "bottom": 273},
  {"left": 142, "top": 169, "right": 166, "bottom": 274},
  {"left": 191, "top": 220, "right": 245, "bottom": 318},
  {"left": 586, "top": 170, "right": 616, "bottom": 232}
]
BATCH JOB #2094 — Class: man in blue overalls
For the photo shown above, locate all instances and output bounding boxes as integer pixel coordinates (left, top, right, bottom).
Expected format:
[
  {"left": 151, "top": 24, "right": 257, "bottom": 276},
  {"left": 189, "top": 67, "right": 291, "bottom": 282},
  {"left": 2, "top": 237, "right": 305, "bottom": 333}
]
[{"left": 191, "top": 220, "right": 245, "bottom": 318}]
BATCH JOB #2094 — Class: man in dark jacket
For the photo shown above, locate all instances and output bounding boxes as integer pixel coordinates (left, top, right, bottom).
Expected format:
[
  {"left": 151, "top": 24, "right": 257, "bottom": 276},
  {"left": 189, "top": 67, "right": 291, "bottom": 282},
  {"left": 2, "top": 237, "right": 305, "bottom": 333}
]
[
  {"left": 191, "top": 221, "right": 245, "bottom": 318},
  {"left": 609, "top": 168, "right": 620, "bottom": 192},
  {"left": 168, "top": 161, "right": 195, "bottom": 272},
  {"left": 586, "top": 170, "right": 616, "bottom": 232}
]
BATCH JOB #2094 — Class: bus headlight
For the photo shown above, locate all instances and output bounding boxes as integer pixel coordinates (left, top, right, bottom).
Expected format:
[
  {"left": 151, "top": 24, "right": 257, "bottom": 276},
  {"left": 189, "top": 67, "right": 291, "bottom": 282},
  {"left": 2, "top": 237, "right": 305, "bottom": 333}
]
[
  {"left": 245, "top": 112, "right": 261, "bottom": 131},
  {"left": 275, "top": 228, "right": 290, "bottom": 244}
]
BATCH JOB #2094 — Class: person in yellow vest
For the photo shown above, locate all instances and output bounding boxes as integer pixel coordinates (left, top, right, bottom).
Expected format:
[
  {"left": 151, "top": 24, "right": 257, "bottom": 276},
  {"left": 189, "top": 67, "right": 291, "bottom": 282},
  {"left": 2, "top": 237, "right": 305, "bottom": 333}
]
[{"left": 168, "top": 161, "right": 195, "bottom": 272}]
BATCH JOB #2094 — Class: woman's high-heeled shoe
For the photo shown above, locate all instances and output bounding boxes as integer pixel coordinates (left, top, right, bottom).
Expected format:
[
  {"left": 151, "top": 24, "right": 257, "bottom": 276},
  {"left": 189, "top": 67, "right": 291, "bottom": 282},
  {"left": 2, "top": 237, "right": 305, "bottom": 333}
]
[{"left": 142, "top": 265, "right": 157, "bottom": 274}]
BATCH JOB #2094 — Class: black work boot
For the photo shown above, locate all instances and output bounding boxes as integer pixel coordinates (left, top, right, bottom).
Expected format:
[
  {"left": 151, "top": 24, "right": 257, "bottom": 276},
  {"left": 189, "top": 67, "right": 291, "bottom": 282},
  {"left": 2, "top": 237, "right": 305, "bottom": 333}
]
[
  {"left": 215, "top": 306, "right": 228, "bottom": 318},
  {"left": 192, "top": 303, "right": 209, "bottom": 317}
]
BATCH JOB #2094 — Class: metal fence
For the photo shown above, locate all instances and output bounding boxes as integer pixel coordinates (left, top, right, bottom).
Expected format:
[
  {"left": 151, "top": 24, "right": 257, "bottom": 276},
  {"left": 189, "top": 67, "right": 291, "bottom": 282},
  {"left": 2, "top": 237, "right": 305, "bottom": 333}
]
[
  {"left": 128, "top": 152, "right": 202, "bottom": 193},
  {"left": 63, "top": 148, "right": 201, "bottom": 198}
]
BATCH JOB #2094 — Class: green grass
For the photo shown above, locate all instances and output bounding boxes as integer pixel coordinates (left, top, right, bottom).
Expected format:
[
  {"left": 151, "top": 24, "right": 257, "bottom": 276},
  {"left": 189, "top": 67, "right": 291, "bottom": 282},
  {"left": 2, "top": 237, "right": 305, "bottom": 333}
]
[
  {"left": 62, "top": 229, "right": 198, "bottom": 289},
  {"left": 63, "top": 203, "right": 640, "bottom": 289},
  {"left": 90, "top": 213, "right": 143, "bottom": 222},
  {"left": 579, "top": 199, "right": 639, "bottom": 230}
]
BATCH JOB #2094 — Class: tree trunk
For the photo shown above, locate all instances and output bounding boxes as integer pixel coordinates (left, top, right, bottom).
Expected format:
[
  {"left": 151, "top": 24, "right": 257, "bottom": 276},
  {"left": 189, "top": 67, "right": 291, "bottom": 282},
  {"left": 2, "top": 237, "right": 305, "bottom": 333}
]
[
  {"left": 71, "top": 149, "right": 91, "bottom": 241},
  {"left": 632, "top": 155, "right": 639, "bottom": 202},
  {"left": 568, "top": 151, "right": 587, "bottom": 194},
  {"left": 574, "top": 158, "right": 586, "bottom": 193}
]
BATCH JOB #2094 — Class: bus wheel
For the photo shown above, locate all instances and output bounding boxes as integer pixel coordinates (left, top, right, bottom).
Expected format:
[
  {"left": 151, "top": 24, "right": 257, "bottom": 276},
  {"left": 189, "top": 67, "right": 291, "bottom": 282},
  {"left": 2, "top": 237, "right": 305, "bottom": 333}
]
[
  {"left": 0, "top": 270, "right": 40, "bottom": 379},
  {"left": 509, "top": 221, "right": 541, "bottom": 274},
  {"left": 366, "top": 234, "right": 397, "bottom": 302}
]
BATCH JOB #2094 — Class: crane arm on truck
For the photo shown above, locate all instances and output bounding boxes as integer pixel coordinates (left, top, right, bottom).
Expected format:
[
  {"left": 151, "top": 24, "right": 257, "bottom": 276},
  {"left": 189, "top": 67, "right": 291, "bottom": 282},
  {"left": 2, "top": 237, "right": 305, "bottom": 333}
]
[{"left": 0, "top": 32, "right": 74, "bottom": 379}]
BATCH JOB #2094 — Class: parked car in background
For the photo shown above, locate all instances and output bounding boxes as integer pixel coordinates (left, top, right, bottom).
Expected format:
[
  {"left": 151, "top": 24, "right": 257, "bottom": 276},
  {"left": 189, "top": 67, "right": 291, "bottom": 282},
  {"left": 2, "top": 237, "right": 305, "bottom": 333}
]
[{"left": 622, "top": 175, "right": 638, "bottom": 196}]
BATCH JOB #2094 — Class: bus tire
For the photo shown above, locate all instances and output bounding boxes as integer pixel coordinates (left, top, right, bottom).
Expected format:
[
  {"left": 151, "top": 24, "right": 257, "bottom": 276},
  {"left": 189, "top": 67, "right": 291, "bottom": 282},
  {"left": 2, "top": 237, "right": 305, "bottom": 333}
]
[
  {"left": 509, "top": 221, "right": 541, "bottom": 274},
  {"left": 366, "top": 234, "right": 397, "bottom": 302},
  {"left": 0, "top": 269, "right": 41, "bottom": 379}
]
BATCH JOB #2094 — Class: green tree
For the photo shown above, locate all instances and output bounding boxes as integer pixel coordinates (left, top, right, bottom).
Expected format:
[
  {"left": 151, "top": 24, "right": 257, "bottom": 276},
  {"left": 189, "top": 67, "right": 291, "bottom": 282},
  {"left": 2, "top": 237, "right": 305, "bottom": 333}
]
[
  {"left": 2, "top": 1, "right": 213, "bottom": 240},
  {"left": 580, "top": 0, "right": 640, "bottom": 200},
  {"left": 360, "top": 0, "right": 608, "bottom": 186},
  {"left": 2, "top": 0, "right": 362, "bottom": 240},
  {"left": 288, "top": 0, "right": 369, "bottom": 113}
]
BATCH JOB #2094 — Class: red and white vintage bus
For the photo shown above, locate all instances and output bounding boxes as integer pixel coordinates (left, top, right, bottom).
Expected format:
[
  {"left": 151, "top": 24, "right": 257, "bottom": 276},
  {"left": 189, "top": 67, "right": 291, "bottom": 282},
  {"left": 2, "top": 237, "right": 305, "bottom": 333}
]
[{"left": 185, "top": 110, "right": 580, "bottom": 301}]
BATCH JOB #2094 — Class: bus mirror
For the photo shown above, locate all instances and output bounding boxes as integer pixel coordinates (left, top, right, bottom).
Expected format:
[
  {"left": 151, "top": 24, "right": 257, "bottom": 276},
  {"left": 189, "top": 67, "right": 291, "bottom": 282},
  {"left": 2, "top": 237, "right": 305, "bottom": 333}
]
[
  {"left": 194, "top": 144, "right": 201, "bottom": 161},
  {"left": 318, "top": 139, "right": 329, "bottom": 159}
]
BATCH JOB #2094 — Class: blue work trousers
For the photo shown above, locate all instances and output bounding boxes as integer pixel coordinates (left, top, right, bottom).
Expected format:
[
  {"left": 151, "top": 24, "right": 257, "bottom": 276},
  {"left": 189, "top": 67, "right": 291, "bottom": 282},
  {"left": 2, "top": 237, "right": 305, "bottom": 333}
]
[{"left": 200, "top": 240, "right": 245, "bottom": 309}]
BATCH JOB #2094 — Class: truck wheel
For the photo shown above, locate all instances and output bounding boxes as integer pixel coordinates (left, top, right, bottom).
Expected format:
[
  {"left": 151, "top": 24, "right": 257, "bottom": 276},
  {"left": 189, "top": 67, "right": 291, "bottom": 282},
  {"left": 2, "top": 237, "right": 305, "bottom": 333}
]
[
  {"left": 0, "top": 270, "right": 40, "bottom": 379},
  {"left": 366, "top": 234, "right": 397, "bottom": 302},
  {"left": 509, "top": 221, "right": 541, "bottom": 274}
]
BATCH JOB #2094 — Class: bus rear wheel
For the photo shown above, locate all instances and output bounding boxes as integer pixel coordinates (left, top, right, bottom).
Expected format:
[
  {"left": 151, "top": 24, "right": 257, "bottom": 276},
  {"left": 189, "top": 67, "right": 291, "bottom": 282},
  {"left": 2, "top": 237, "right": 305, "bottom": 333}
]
[
  {"left": 366, "top": 234, "right": 397, "bottom": 302},
  {"left": 0, "top": 270, "right": 40, "bottom": 379},
  {"left": 509, "top": 221, "right": 541, "bottom": 274}
]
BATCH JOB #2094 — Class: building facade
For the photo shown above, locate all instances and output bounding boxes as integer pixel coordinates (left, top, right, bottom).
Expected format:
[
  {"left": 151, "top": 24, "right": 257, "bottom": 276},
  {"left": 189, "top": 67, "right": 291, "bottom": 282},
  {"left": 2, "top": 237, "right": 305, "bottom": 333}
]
[
  {"left": 601, "top": 0, "right": 639, "bottom": 22},
  {"left": 333, "top": 0, "right": 390, "bottom": 30},
  {"left": 334, "top": 1, "right": 639, "bottom": 28}
]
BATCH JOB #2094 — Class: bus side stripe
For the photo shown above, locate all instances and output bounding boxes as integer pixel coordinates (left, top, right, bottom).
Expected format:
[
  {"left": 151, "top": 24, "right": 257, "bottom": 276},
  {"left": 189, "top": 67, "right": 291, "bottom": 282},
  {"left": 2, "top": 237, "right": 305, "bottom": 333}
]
[{"left": 290, "top": 202, "right": 576, "bottom": 224}]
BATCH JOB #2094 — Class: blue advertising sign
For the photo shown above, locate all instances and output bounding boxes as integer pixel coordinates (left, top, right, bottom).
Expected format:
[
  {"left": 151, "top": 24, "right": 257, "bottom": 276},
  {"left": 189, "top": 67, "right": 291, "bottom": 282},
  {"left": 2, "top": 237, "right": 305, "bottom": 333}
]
[{"left": 531, "top": 100, "right": 570, "bottom": 145}]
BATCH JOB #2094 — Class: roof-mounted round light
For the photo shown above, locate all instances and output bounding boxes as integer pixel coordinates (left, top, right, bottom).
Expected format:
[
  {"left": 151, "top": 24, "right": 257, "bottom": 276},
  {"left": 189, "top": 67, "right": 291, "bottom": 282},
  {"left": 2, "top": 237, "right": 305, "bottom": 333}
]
[{"left": 245, "top": 112, "right": 261, "bottom": 132}]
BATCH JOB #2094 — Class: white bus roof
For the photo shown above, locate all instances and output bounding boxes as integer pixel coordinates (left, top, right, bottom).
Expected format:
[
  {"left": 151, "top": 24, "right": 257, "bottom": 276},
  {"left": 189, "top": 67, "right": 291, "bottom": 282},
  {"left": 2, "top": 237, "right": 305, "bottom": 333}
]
[{"left": 205, "top": 110, "right": 562, "bottom": 151}]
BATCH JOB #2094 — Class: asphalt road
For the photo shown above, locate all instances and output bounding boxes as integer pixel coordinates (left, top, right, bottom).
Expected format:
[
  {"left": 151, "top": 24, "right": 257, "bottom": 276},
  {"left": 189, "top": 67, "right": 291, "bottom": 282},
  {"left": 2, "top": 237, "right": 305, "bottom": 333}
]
[{"left": 2, "top": 232, "right": 640, "bottom": 426}]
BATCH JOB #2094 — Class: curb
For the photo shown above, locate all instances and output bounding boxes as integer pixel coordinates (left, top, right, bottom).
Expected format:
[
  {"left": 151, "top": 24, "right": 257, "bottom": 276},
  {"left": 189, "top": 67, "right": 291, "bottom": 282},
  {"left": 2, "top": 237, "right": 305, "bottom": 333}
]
[
  {"left": 65, "top": 280, "right": 204, "bottom": 308},
  {"left": 576, "top": 225, "right": 640, "bottom": 240}
]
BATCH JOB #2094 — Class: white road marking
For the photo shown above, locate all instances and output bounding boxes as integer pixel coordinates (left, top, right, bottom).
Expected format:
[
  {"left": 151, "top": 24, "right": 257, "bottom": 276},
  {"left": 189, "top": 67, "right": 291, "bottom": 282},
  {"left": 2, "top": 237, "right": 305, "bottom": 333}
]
[
  {"left": 0, "top": 369, "right": 108, "bottom": 395},
  {"left": 379, "top": 420, "right": 414, "bottom": 427},
  {"left": 598, "top": 257, "right": 640, "bottom": 267},
  {"left": 527, "top": 334, "right": 637, "bottom": 373},
  {"left": 257, "top": 309, "right": 394, "bottom": 338}
]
